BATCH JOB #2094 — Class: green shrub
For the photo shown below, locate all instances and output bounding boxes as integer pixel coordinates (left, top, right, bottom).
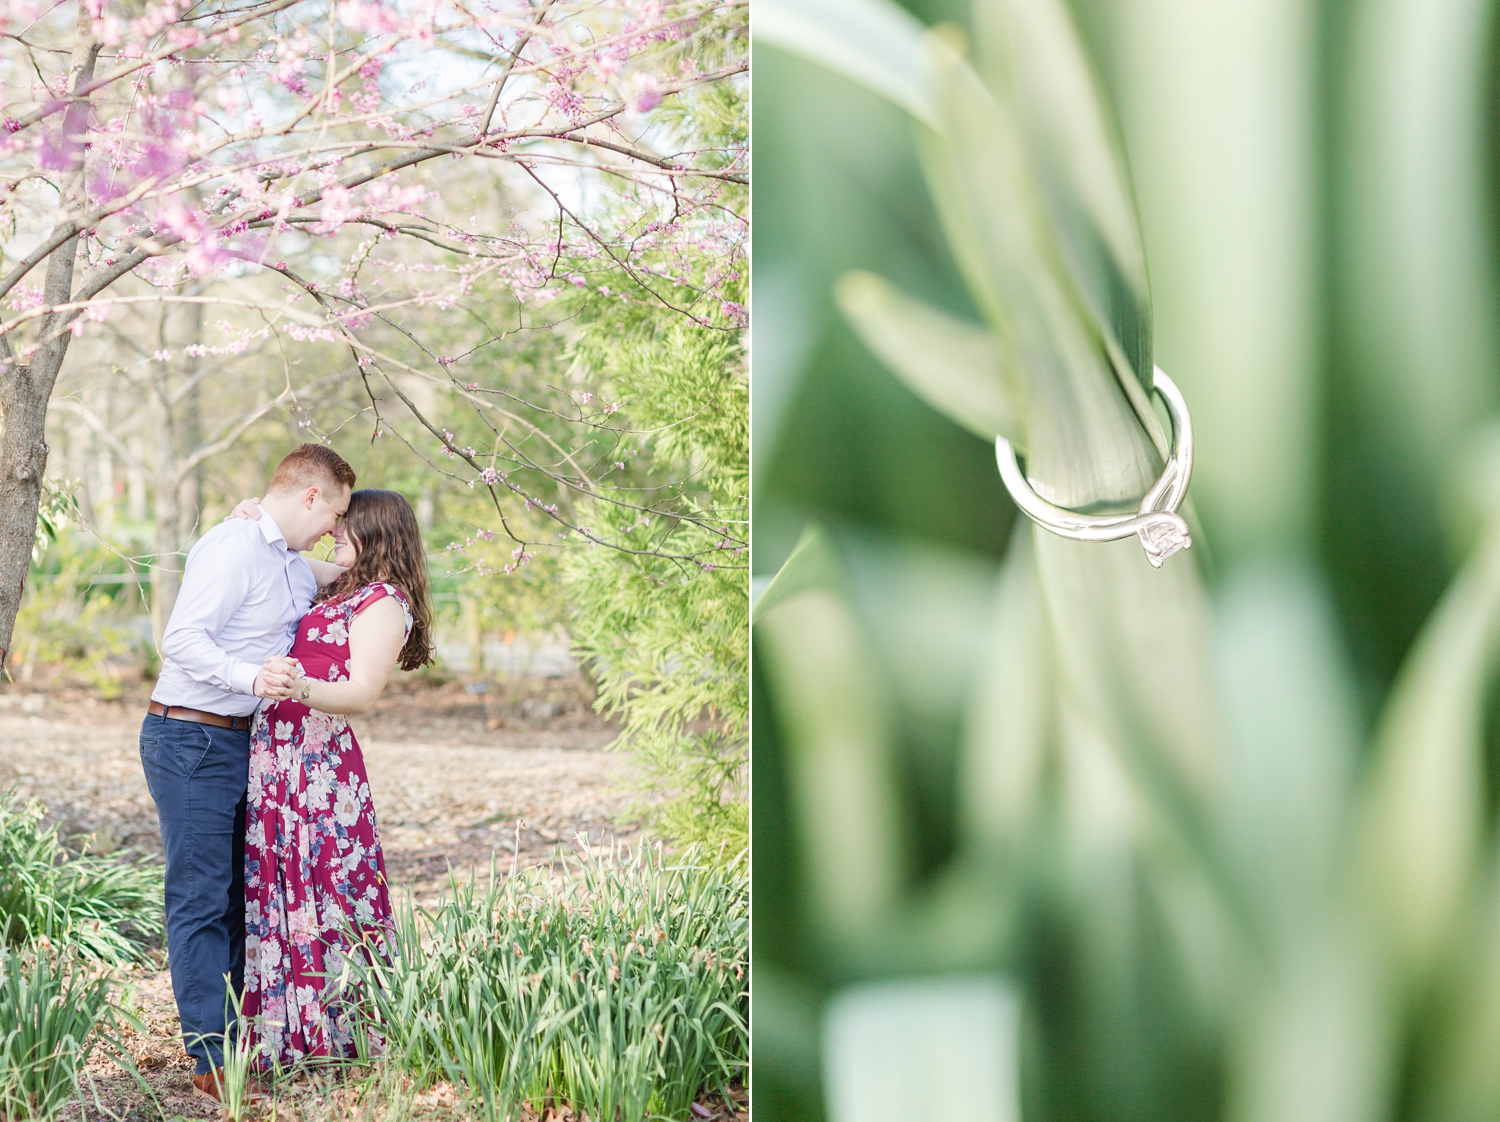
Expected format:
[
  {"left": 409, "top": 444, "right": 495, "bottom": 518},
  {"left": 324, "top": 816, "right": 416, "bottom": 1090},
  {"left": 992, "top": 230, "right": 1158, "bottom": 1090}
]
[
  {"left": 558, "top": 80, "right": 749, "bottom": 859},
  {"left": 0, "top": 942, "right": 117, "bottom": 1122},
  {"left": 12, "top": 530, "right": 144, "bottom": 684},
  {"left": 349, "top": 842, "right": 748, "bottom": 1122},
  {"left": 0, "top": 789, "right": 163, "bottom": 965}
]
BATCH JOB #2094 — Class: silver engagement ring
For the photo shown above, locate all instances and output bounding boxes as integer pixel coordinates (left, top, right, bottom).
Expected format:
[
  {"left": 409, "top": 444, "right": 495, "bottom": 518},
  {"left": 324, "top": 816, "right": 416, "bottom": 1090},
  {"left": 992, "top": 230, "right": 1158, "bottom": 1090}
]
[{"left": 995, "top": 367, "right": 1194, "bottom": 568}]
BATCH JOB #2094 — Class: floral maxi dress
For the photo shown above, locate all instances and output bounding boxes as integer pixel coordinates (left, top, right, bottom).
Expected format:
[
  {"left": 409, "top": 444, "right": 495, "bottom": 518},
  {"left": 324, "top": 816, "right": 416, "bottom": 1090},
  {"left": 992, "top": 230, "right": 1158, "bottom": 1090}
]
[{"left": 243, "top": 581, "right": 410, "bottom": 1069}]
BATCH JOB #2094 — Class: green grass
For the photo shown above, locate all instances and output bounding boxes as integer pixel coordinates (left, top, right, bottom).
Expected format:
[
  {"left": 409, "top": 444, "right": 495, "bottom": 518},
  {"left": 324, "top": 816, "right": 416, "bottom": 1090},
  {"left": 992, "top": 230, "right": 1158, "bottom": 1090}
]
[
  {"left": 344, "top": 842, "right": 748, "bottom": 1122},
  {"left": 0, "top": 787, "right": 745, "bottom": 1121},
  {"left": 0, "top": 941, "right": 119, "bottom": 1122},
  {"left": 0, "top": 787, "right": 164, "bottom": 965}
]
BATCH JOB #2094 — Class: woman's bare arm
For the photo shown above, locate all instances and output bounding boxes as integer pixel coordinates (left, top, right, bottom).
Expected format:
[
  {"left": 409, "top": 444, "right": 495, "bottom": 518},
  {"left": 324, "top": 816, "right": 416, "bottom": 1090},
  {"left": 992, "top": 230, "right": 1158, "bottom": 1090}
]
[
  {"left": 292, "top": 597, "right": 406, "bottom": 715},
  {"left": 305, "top": 558, "right": 346, "bottom": 587}
]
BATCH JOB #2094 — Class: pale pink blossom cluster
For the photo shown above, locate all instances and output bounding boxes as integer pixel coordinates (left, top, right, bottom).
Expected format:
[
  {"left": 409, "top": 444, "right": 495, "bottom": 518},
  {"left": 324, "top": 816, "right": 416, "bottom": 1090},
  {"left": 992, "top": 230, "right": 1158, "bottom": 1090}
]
[
  {"left": 2, "top": 0, "right": 744, "bottom": 567},
  {"left": 5, "top": 285, "right": 43, "bottom": 313},
  {"left": 3, "top": 0, "right": 741, "bottom": 312},
  {"left": 183, "top": 325, "right": 272, "bottom": 357}
]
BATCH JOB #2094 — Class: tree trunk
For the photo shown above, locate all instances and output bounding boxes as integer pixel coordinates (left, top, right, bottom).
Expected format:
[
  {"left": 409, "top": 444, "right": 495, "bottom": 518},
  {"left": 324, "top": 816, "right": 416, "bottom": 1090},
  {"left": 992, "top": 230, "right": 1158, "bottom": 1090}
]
[
  {"left": 149, "top": 304, "right": 179, "bottom": 646},
  {"left": 175, "top": 298, "right": 205, "bottom": 546},
  {"left": 0, "top": 13, "right": 100, "bottom": 667},
  {"left": 148, "top": 294, "right": 205, "bottom": 644},
  {"left": 127, "top": 436, "right": 148, "bottom": 522},
  {"left": 150, "top": 453, "right": 182, "bottom": 648}
]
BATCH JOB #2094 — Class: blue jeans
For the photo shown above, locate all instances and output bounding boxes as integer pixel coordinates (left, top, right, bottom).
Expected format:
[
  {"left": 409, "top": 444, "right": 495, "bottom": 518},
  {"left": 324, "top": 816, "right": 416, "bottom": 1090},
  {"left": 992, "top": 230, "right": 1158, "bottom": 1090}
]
[{"left": 139, "top": 713, "right": 250, "bottom": 1074}]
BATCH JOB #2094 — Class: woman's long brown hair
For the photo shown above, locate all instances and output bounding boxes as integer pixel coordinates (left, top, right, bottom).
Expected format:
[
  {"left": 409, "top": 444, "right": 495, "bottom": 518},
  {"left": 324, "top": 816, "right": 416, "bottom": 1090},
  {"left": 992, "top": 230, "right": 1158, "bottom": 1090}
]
[{"left": 316, "top": 489, "right": 435, "bottom": 671}]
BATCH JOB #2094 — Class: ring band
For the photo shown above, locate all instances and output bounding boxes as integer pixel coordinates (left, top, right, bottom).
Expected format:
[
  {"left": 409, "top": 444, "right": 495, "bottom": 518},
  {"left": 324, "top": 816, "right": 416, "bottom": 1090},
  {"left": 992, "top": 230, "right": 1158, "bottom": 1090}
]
[{"left": 996, "top": 367, "right": 1194, "bottom": 568}]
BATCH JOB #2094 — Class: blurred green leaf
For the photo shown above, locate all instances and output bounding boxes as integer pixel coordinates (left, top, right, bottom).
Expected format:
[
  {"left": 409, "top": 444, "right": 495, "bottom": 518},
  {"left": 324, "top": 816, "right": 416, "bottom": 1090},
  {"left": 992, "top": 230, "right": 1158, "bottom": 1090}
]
[
  {"left": 835, "top": 270, "right": 1021, "bottom": 445},
  {"left": 1214, "top": 565, "right": 1359, "bottom": 943},
  {"left": 755, "top": 566, "right": 906, "bottom": 951},
  {"left": 919, "top": 32, "right": 1162, "bottom": 510},
  {"left": 1030, "top": 532, "right": 1225, "bottom": 882},
  {"left": 1225, "top": 933, "right": 1391, "bottom": 1122},
  {"left": 1340, "top": 0, "right": 1500, "bottom": 483},
  {"left": 1404, "top": 858, "right": 1500, "bottom": 1120},
  {"left": 823, "top": 976, "right": 1021, "bottom": 1122},
  {"left": 751, "top": 523, "right": 843, "bottom": 625},
  {"left": 1329, "top": 0, "right": 1500, "bottom": 681},
  {"left": 751, "top": 42, "right": 1014, "bottom": 565},
  {"left": 955, "top": 527, "right": 1052, "bottom": 855},
  {"left": 751, "top": 267, "right": 818, "bottom": 485},
  {"left": 1094, "top": 0, "right": 1321, "bottom": 565},
  {"left": 835, "top": 529, "right": 1005, "bottom": 881},
  {"left": 750, "top": 965, "right": 825, "bottom": 1108},
  {"left": 1212, "top": 566, "right": 1392, "bottom": 1122},
  {"left": 753, "top": 0, "right": 937, "bottom": 125},
  {"left": 974, "top": 0, "right": 1152, "bottom": 392},
  {"left": 837, "top": 528, "right": 1004, "bottom": 731},
  {"left": 1354, "top": 520, "right": 1500, "bottom": 989}
]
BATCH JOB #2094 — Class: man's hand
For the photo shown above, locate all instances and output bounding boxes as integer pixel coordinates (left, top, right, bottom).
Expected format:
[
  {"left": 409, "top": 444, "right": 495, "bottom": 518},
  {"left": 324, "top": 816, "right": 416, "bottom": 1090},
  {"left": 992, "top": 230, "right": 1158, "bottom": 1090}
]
[
  {"left": 253, "top": 655, "right": 301, "bottom": 699},
  {"left": 224, "top": 498, "right": 262, "bottom": 522}
]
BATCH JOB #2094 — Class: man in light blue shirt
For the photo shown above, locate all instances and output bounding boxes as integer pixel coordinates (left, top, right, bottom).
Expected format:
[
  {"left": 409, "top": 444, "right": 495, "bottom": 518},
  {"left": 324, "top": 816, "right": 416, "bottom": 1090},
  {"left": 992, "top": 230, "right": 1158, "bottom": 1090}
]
[
  {"left": 139, "top": 443, "right": 353, "bottom": 1100},
  {"left": 153, "top": 508, "right": 319, "bottom": 713}
]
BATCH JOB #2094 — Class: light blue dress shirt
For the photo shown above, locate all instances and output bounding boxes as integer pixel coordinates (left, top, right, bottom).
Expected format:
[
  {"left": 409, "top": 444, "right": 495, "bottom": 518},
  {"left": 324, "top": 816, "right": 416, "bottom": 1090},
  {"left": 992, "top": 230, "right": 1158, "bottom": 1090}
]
[{"left": 151, "top": 507, "right": 317, "bottom": 717}]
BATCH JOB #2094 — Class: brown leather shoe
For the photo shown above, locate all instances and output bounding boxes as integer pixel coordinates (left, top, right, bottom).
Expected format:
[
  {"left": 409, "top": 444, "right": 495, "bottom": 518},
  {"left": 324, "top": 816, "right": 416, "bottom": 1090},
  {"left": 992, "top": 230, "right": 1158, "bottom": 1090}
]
[{"left": 191, "top": 1067, "right": 270, "bottom": 1105}]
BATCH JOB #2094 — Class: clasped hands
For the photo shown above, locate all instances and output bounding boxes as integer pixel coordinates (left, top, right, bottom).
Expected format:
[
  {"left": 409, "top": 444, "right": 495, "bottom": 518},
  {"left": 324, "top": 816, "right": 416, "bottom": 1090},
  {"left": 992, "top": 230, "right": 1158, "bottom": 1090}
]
[{"left": 252, "top": 655, "right": 307, "bottom": 700}]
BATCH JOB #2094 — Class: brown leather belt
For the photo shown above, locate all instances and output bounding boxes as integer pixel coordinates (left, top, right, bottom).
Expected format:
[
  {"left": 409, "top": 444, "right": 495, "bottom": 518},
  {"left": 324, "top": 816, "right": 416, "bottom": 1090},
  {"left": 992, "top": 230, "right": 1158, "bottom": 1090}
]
[{"left": 147, "top": 700, "right": 252, "bottom": 731}]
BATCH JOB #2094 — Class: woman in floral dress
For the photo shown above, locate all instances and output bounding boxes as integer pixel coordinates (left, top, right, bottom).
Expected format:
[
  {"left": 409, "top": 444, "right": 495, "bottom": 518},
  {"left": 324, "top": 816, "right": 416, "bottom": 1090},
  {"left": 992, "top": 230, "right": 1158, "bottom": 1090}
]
[{"left": 241, "top": 489, "right": 433, "bottom": 1070}]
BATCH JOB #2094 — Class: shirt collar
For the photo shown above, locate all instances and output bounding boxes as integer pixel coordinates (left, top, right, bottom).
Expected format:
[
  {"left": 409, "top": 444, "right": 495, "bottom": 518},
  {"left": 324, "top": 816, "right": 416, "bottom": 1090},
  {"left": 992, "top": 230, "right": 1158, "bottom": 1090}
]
[{"left": 255, "top": 505, "right": 291, "bottom": 552}]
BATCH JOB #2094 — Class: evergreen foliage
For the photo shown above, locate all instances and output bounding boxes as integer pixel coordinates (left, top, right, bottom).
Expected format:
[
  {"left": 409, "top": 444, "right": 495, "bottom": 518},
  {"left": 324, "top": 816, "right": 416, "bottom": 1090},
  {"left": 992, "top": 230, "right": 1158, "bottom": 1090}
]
[{"left": 560, "top": 79, "right": 748, "bottom": 855}]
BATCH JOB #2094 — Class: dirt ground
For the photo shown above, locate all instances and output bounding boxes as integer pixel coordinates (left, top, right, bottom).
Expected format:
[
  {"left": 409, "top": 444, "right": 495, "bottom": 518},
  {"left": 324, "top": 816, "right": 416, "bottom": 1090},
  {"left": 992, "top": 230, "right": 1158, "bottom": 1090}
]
[
  {"left": 0, "top": 677, "right": 745, "bottom": 1122},
  {"left": 0, "top": 676, "right": 639, "bottom": 897}
]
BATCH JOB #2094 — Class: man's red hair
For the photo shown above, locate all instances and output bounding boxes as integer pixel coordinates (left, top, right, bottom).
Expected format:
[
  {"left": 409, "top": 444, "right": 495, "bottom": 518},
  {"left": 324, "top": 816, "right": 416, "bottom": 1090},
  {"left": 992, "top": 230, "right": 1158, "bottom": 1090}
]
[{"left": 267, "top": 443, "right": 356, "bottom": 496}]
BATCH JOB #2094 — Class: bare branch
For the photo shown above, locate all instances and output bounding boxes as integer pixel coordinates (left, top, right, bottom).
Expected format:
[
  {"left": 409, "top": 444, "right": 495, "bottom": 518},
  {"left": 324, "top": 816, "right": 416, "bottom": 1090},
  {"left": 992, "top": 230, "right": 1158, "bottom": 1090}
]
[{"left": 474, "top": 0, "right": 556, "bottom": 141}]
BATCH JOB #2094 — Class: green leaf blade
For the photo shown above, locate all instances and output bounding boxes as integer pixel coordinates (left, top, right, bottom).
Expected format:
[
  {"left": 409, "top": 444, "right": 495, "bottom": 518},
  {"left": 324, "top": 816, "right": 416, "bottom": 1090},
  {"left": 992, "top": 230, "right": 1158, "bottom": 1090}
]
[
  {"left": 1354, "top": 522, "right": 1500, "bottom": 987},
  {"left": 752, "top": 0, "right": 937, "bottom": 125},
  {"left": 834, "top": 270, "right": 1022, "bottom": 446}
]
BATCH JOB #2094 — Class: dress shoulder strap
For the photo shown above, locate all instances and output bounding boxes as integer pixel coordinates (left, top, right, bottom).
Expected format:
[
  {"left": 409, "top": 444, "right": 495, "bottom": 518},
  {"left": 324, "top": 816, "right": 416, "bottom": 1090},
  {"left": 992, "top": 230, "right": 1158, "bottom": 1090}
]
[{"left": 352, "top": 581, "right": 413, "bottom": 638}]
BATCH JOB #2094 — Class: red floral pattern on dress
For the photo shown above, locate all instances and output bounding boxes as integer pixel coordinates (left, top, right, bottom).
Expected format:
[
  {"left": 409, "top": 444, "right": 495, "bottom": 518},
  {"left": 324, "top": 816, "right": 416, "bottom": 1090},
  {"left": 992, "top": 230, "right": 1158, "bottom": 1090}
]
[{"left": 242, "top": 581, "right": 411, "bottom": 1069}]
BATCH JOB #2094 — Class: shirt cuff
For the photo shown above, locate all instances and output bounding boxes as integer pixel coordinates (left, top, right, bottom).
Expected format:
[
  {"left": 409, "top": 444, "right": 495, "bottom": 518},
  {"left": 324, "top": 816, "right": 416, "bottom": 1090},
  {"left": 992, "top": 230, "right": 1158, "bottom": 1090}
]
[{"left": 230, "top": 660, "right": 261, "bottom": 697}]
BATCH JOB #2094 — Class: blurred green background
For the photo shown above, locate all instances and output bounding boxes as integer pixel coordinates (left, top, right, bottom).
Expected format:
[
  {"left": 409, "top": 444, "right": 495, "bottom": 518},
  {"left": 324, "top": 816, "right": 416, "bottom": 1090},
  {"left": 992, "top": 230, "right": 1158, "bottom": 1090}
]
[{"left": 751, "top": 0, "right": 1500, "bottom": 1118}]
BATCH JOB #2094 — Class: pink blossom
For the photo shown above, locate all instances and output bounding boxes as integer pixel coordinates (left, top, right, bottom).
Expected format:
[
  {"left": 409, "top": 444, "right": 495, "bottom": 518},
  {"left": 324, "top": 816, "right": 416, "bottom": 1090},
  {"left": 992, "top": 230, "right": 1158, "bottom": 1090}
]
[
  {"left": 6, "top": 285, "right": 43, "bottom": 313},
  {"left": 315, "top": 186, "right": 353, "bottom": 233},
  {"left": 632, "top": 80, "right": 663, "bottom": 113}
]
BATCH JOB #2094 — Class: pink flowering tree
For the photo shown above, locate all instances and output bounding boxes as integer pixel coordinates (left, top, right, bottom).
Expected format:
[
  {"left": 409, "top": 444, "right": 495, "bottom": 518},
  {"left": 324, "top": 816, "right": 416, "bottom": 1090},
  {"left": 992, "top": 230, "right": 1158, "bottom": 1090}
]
[{"left": 0, "top": 0, "right": 747, "bottom": 665}]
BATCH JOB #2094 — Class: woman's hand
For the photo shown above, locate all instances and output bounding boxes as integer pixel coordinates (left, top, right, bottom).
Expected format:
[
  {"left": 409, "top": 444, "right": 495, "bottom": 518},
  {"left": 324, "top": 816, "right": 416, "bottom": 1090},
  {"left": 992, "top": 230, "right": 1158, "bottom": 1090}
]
[
  {"left": 255, "top": 655, "right": 302, "bottom": 699},
  {"left": 224, "top": 497, "right": 262, "bottom": 521}
]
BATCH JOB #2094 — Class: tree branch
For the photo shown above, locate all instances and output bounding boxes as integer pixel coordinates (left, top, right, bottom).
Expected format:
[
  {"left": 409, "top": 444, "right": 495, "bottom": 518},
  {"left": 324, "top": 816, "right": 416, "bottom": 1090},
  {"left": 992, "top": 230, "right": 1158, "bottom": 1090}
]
[
  {"left": 51, "top": 398, "right": 145, "bottom": 471},
  {"left": 474, "top": 0, "right": 556, "bottom": 141},
  {"left": 2, "top": 0, "right": 303, "bottom": 135}
]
